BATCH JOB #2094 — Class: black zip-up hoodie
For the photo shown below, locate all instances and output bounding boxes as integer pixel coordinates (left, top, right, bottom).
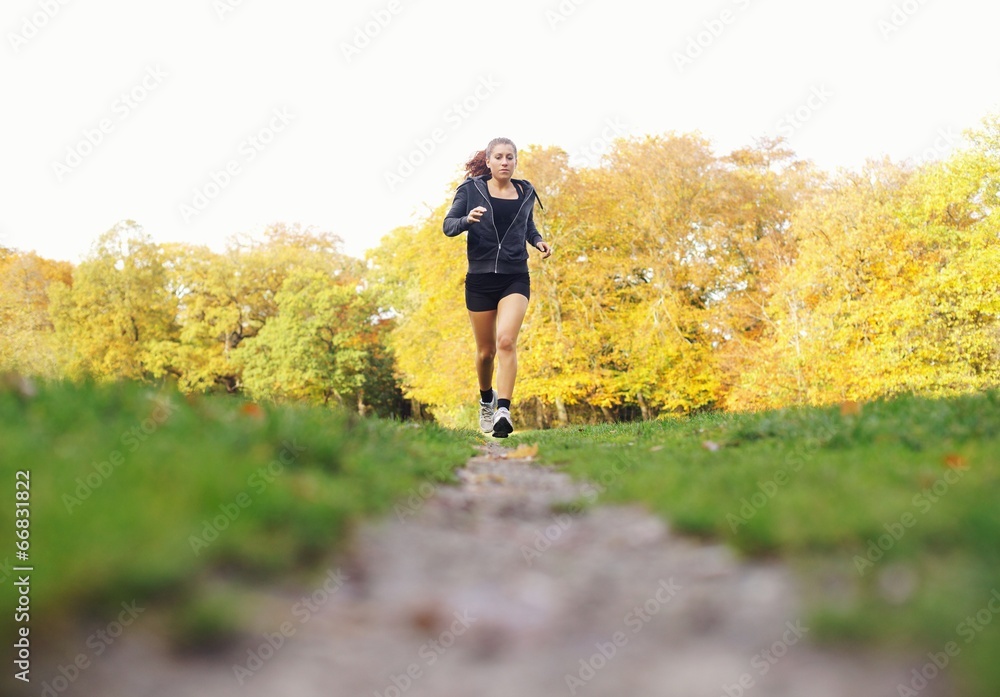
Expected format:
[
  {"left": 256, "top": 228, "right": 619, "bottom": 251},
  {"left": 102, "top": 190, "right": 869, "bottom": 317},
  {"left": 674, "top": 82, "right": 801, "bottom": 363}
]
[{"left": 443, "top": 174, "right": 545, "bottom": 274}]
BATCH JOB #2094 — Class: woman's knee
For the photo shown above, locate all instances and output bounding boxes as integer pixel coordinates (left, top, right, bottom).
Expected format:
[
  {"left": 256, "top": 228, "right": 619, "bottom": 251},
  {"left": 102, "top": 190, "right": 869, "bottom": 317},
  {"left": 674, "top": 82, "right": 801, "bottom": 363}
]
[
  {"left": 497, "top": 333, "right": 517, "bottom": 353},
  {"left": 477, "top": 345, "right": 497, "bottom": 361}
]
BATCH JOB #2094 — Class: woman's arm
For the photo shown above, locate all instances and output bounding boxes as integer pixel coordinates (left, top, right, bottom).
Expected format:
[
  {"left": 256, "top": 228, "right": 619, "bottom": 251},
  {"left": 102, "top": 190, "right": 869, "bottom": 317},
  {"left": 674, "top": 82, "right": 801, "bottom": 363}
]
[
  {"left": 525, "top": 203, "right": 543, "bottom": 247},
  {"left": 525, "top": 203, "right": 551, "bottom": 257},
  {"left": 443, "top": 185, "right": 471, "bottom": 237}
]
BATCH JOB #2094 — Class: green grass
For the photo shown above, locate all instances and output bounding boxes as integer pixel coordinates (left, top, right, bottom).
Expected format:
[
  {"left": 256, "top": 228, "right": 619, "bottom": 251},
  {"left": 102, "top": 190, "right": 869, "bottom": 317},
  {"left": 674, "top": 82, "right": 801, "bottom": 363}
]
[
  {"left": 7, "top": 380, "right": 1000, "bottom": 694},
  {"left": 519, "top": 391, "right": 1000, "bottom": 697},
  {"left": 0, "top": 379, "right": 478, "bottom": 652}
]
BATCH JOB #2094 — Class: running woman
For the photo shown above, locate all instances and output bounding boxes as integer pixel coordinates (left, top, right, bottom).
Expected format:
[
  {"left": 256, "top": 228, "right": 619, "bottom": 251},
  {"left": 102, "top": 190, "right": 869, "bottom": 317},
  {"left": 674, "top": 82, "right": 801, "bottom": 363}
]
[{"left": 443, "top": 137, "right": 552, "bottom": 437}]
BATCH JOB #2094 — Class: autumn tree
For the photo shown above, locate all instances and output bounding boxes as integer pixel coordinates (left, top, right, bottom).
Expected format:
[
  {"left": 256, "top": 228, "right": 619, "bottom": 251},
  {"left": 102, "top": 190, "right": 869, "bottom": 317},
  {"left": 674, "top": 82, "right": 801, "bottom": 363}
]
[
  {"left": 161, "top": 223, "right": 360, "bottom": 393},
  {"left": 12, "top": 115, "right": 1000, "bottom": 419},
  {"left": 367, "top": 205, "right": 473, "bottom": 425},
  {"left": 237, "top": 268, "right": 402, "bottom": 415},
  {"left": 727, "top": 114, "right": 1000, "bottom": 409},
  {"left": 508, "top": 146, "right": 597, "bottom": 424},
  {"left": 49, "top": 221, "right": 178, "bottom": 382},
  {"left": 370, "top": 136, "right": 810, "bottom": 423},
  {"left": 0, "top": 248, "right": 72, "bottom": 377}
]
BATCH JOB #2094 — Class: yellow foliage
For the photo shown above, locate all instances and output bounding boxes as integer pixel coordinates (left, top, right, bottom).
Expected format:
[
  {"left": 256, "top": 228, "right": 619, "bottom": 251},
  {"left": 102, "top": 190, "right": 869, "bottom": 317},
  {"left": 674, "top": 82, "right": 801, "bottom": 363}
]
[{"left": 5, "top": 114, "right": 1000, "bottom": 422}]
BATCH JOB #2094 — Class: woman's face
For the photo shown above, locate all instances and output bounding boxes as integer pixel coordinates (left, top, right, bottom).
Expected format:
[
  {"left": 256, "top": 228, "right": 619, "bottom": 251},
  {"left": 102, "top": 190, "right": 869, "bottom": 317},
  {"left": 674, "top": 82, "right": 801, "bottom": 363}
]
[{"left": 486, "top": 144, "right": 516, "bottom": 180}]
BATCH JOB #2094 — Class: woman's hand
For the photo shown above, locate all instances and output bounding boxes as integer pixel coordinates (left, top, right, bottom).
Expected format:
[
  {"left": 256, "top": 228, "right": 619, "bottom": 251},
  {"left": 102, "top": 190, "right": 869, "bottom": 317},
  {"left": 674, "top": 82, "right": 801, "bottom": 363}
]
[
  {"left": 467, "top": 206, "right": 487, "bottom": 225},
  {"left": 536, "top": 241, "right": 552, "bottom": 259}
]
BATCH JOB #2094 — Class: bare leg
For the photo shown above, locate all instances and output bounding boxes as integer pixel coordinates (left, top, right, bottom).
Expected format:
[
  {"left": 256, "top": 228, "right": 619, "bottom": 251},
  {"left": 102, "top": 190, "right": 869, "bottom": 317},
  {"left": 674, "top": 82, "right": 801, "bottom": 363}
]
[
  {"left": 495, "top": 293, "right": 529, "bottom": 401},
  {"left": 468, "top": 309, "right": 497, "bottom": 392}
]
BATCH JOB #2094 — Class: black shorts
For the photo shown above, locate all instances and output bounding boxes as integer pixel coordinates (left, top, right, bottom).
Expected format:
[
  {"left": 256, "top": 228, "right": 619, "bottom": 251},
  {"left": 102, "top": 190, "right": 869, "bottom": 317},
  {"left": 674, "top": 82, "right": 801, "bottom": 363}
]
[{"left": 465, "top": 272, "right": 530, "bottom": 312}]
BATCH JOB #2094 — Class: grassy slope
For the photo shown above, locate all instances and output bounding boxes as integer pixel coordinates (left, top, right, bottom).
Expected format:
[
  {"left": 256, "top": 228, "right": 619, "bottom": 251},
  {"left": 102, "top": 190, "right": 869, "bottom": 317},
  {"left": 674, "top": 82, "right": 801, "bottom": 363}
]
[
  {"left": 0, "top": 380, "right": 478, "bottom": 651},
  {"left": 521, "top": 391, "right": 1000, "bottom": 696}
]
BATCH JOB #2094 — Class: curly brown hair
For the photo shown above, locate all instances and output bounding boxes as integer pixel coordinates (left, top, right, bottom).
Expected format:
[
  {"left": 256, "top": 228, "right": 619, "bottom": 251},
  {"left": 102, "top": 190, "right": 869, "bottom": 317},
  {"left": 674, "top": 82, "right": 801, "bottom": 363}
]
[{"left": 463, "top": 137, "right": 517, "bottom": 179}]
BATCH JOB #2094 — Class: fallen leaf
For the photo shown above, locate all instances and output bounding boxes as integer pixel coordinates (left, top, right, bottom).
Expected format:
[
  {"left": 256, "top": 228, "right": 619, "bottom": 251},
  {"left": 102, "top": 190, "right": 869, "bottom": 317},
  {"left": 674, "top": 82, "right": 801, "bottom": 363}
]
[
  {"left": 840, "top": 400, "right": 862, "bottom": 416},
  {"left": 701, "top": 440, "right": 721, "bottom": 452},
  {"left": 410, "top": 604, "right": 445, "bottom": 634},
  {"left": 943, "top": 454, "right": 968, "bottom": 470},
  {"left": 241, "top": 403, "right": 265, "bottom": 420},
  {"left": 504, "top": 443, "right": 539, "bottom": 460},
  {"left": 650, "top": 445, "right": 665, "bottom": 452}
]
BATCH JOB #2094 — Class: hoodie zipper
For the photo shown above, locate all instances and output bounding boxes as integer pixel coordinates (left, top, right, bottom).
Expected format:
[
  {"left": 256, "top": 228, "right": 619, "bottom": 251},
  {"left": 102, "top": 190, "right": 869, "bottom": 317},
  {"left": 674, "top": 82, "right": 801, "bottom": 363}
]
[{"left": 474, "top": 178, "right": 533, "bottom": 273}]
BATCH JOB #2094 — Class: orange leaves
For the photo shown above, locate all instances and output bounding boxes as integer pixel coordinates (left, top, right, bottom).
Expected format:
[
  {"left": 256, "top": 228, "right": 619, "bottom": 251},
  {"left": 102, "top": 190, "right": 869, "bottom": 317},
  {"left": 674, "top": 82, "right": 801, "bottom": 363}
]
[
  {"left": 942, "top": 454, "right": 969, "bottom": 470},
  {"left": 240, "top": 402, "right": 266, "bottom": 420},
  {"left": 840, "top": 400, "right": 863, "bottom": 416},
  {"left": 503, "top": 443, "right": 539, "bottom": 460},
  {"left": 728, "top": 146, "right": 1000, "bottom": 412}
]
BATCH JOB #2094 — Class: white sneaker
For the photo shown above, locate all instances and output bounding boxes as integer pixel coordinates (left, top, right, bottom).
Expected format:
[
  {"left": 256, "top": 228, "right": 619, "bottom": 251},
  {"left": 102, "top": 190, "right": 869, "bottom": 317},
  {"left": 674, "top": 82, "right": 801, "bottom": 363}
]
[
  {"left": 492, "top": 407, "right": 513, "bottom": 438},
  {"left": 479, "top": 390, "right": 497, "bottom": 433}
]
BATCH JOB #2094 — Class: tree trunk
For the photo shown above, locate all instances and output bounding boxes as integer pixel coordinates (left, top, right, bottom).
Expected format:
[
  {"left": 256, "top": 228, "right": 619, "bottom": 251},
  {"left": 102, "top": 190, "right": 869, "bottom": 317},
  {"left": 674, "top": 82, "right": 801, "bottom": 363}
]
[
  {"left": 534, "top": 398, "right": 546, "bottom": 430},
  {"left": 555, "top": 397, "right": 568, "bottom": 426},
  {"left": 637, "top": 392, "right": 650, "bottom": 421}
]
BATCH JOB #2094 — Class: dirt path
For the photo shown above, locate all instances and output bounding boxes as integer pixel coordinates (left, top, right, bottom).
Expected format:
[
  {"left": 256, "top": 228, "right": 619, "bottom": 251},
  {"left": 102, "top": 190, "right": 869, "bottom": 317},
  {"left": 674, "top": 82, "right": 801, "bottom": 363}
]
[{"left": 56, "top": 444, "right": 946, "bottom": 697}]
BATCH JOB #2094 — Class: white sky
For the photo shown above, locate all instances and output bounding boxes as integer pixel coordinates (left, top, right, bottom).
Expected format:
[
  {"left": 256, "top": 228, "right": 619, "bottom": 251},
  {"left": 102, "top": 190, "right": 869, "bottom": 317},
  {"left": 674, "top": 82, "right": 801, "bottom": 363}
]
[{"left": 2, "top": 0, "right": 998, "bottom": 263}]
